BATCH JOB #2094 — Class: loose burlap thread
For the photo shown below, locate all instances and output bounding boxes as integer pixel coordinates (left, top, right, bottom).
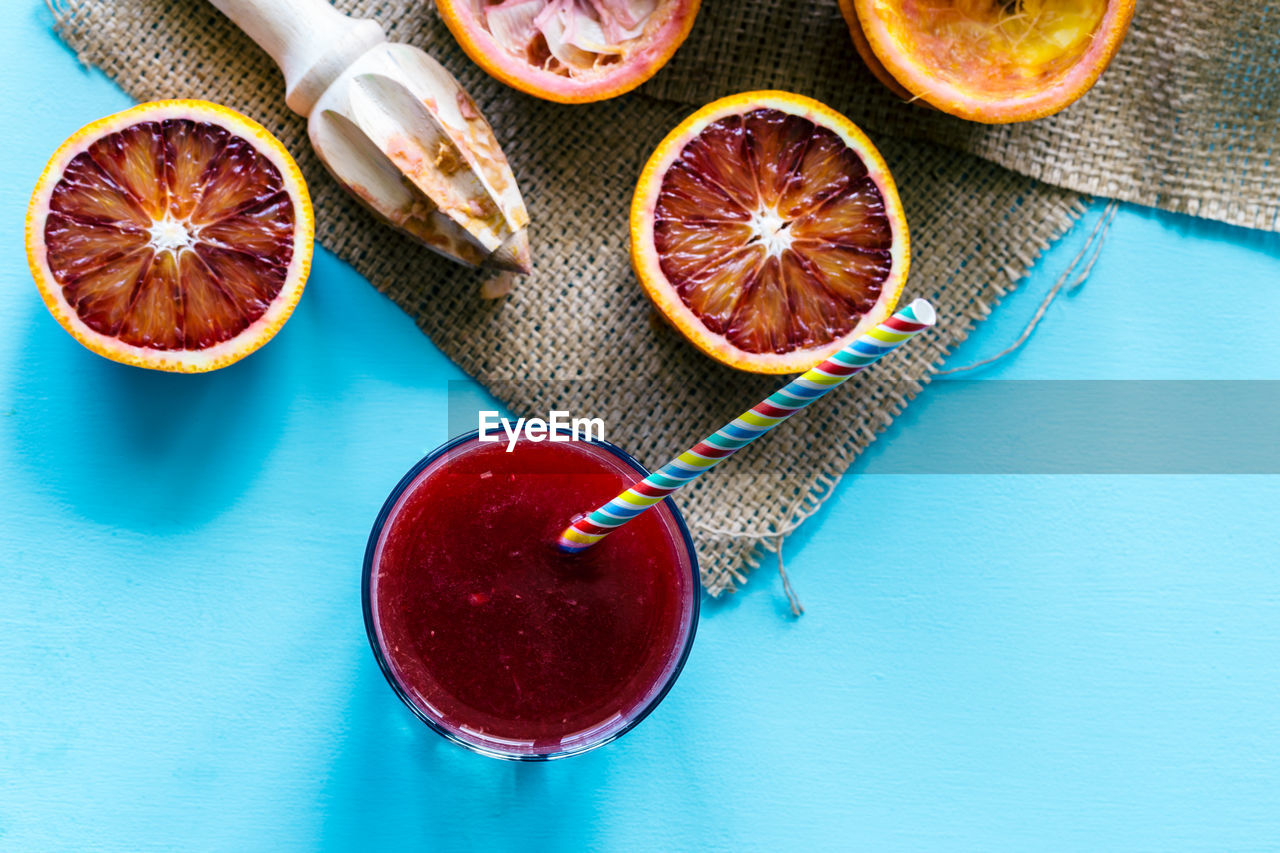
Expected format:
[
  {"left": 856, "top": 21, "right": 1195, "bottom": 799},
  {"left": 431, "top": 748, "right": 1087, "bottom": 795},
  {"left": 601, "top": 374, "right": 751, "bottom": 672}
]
[{"left": 50, "top": 0, "right": 1269, "bottom": 597}]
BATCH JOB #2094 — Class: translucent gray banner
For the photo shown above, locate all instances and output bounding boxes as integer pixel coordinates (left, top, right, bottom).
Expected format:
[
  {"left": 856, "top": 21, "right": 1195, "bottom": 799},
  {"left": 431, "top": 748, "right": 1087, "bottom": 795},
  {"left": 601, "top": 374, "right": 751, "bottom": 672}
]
[
  {"left": 860, "top": 380, "right": 1280, "bottom": 474},
  {"left": 448, "top": 380, "right": 1280, "bottom": 474}
]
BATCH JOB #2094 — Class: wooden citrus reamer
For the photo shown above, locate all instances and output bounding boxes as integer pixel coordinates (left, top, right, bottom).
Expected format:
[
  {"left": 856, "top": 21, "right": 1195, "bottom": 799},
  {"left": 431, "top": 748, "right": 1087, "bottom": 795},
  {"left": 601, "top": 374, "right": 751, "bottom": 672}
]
[{"left": 207, "top": 0, "right": 532, "bottom": 274}]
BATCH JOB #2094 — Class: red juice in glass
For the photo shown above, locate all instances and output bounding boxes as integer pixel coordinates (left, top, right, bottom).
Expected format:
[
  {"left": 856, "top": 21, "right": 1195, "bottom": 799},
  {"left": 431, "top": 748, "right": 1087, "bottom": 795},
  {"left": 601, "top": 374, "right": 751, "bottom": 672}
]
[{"left": 363, "top": 430, "right": 699, "bottom": 759}]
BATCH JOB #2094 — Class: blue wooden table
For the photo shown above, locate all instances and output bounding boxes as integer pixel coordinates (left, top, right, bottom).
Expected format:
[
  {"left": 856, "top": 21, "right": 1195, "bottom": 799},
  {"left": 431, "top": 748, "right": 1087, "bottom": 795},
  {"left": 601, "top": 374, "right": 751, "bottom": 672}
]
[{"left": 2, "top": 5, "right": 1278, "bottom": 850}]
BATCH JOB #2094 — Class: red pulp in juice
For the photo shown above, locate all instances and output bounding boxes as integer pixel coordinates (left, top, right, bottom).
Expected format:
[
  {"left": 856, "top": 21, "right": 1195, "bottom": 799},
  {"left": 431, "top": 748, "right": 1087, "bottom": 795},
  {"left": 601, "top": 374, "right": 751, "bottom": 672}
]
[{"left": 368, "top": 436, "right": 697, "bottom": 755}]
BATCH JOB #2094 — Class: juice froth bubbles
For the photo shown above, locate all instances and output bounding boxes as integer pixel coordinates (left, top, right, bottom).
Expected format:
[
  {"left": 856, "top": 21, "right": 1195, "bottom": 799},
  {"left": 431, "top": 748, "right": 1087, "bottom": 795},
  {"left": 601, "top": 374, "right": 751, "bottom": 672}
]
[{"left": 363, "top": 431, "right": 699, "bottom": 759}]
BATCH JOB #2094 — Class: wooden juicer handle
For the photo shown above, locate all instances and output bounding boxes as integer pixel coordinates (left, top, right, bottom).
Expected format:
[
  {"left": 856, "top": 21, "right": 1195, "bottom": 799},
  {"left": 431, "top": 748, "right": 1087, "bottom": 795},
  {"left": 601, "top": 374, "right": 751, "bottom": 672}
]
[{"left": 206, "top": 0, "right": 386, "bottom": 117}]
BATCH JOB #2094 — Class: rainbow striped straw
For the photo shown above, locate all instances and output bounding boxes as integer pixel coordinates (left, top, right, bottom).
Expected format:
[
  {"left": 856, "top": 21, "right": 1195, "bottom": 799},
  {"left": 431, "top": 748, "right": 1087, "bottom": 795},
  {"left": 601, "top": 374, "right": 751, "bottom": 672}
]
[{"left": 557, "top": 298, "right": 937, "bottom": 553}]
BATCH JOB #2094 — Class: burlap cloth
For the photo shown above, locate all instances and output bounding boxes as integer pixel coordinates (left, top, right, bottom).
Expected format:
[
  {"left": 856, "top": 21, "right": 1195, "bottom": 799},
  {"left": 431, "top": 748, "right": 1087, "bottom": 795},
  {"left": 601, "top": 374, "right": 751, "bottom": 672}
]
[{"left": 50, "top": 0, "right": 1277, "bottom": 596}]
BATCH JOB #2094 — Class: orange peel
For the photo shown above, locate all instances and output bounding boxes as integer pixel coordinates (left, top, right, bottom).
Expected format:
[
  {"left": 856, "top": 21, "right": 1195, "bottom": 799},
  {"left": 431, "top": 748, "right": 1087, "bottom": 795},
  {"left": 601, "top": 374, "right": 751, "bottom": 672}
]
[
  {"left": 435, "top": 0, "right": 701, "bottom": 104},
  {"left": 848, "top": 0, "right": 1136, "bottom": 123}
]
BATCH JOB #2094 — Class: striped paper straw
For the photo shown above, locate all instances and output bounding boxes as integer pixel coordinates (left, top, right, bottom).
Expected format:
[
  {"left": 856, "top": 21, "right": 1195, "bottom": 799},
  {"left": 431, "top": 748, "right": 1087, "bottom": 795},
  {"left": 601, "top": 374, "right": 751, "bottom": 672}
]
[{"left": 557, "top": 298, "right": 937, "bottom": 553}]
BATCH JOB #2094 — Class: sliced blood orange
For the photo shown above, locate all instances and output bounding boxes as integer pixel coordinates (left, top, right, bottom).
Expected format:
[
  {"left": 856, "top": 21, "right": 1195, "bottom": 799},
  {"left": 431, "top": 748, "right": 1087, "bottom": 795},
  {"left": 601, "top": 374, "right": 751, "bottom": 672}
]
[
  {"left": 848, "top": 0, "right": 1135, "bottom": 123},
  {"left": 26, "top": 100, "right": 313, "bottom": 372},
  {"left": 436, "top": 0, "right": 701, "bottom": 103},
  {"left": 631, "top": 91, "right": 910, "bottom": 374}
]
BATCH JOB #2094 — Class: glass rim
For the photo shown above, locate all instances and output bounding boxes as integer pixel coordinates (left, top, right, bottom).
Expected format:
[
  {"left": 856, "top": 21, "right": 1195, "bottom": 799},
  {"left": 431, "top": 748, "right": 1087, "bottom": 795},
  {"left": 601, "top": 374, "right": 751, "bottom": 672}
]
[{"left": 361, "top": 428, "right": 701, "bottom": 761}]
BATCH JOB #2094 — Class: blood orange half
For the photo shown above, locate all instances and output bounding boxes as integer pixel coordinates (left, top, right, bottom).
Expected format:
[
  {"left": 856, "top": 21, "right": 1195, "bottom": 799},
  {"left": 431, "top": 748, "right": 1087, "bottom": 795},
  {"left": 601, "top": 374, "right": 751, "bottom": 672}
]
[
  {"left": 632, "top": 91, "right": 910, "bottom": 374},
  {"left": 26, "top": 100, "right": 313, "bottom": 372},
  {"left": 436, "top": 0, "right": 701, "bottom": 103},
  {"left": 849, "top": 0, "right": 1135, "bottom": 123}
]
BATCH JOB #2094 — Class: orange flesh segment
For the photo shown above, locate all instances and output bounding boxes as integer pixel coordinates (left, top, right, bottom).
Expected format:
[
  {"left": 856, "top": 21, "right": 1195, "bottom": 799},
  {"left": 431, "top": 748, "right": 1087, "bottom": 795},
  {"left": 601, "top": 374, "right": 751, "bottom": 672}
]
[
  {"left": 892, "top": 0, "right": 1107, "bottom": 94},
  {"left": 653, "top": 108, "right": 894, "bottom": 356},
  {"left": 44, "top": 119, "right": 294, "bottom": 351}
]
